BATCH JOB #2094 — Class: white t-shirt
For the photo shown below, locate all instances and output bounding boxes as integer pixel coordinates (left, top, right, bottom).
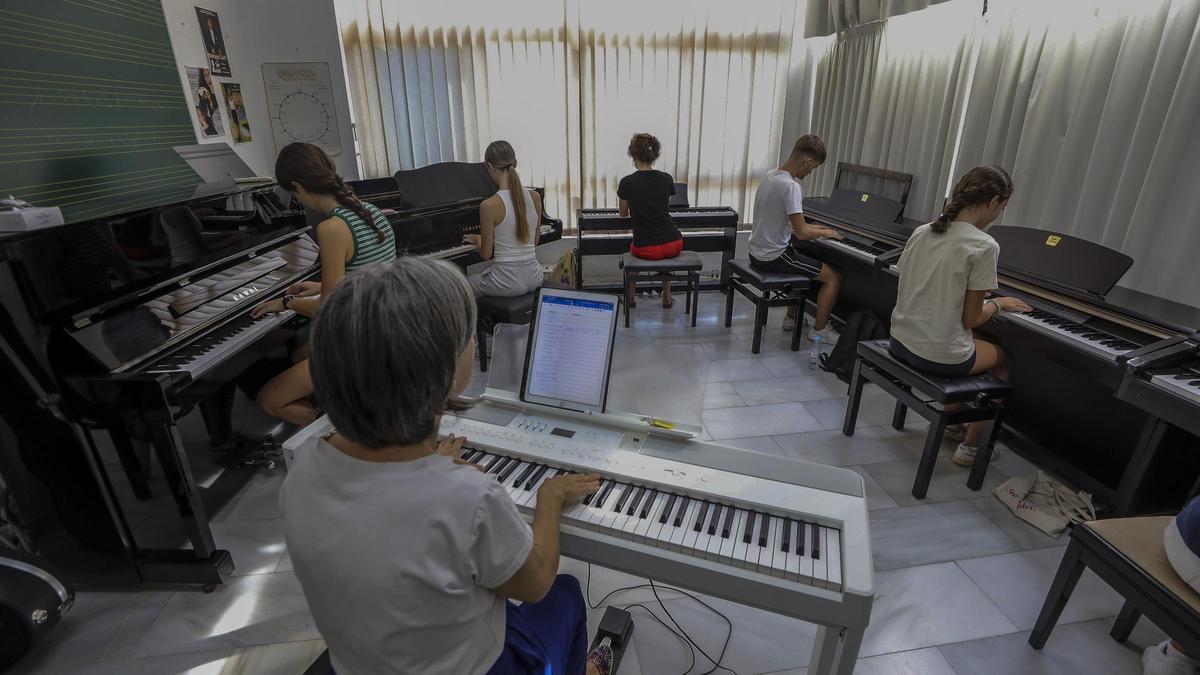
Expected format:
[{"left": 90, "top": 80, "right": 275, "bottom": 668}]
[
  {"left": 280, "top": 435, "right": 534, "bottom": 675},
  {"left": 890, "top": 222, "right": 1000, "bottom": 364},
  {"left": 748, "top": 169, "right": 804, "bottom": 261}
]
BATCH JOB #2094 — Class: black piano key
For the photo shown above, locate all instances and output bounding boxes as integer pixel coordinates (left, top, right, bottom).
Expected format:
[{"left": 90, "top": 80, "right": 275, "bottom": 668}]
[
  {"left": 594, "top": 481, "right": 617, "bottom": 509},
  {"left": 758, "top": 513, "right": 771, "bottom": 547},
  {"left": 796, "top": 521, "right": 806, "bottom": 556},
  {"left": 614, "top": 484, "right": 635, "bottom": 512},
  {"left": 583, "top": 480, "right": 607, "bottom": 506},
  {"left": 812, "top": 525, "right": 821, "bottom": 560},
  {"left": 721, "top": 506, "right": 735, "bottom": 538},
  {"left": 693, "top": 501, "right": 711, "bottom": 532},
  {"left": 639, "top": 489, "right": 657, "bottom": 518},
  {"left": 482, "top": 455, "right": 504, "bottom": 472},
  {"left": 708, "top": 505, "right": 724, "bottom": 536},
  {"left": 782, "top": 518, "right": 791, "bottom": 552},
  {"left": 1190, "top": 381, "right": 1200, "bottom": 387},
  {"left": 488, "top": 457, "right": 511, "bottom": 475},
  {"left": 659, "top": 494, "right": 678, "bottom": 524},
  {"left": 461, "top": 448, "right": 481, "bottom": 463},
  {"left": 743, "top": 512, "right": 757, "bottom": 544},
  {"left": 497, "top": 460, "right": 521, "bottom": 482},
  {"left": 524, "top": 465, "right": 549, "bottom": 490},
  {"left": 672, "top": 496, "right": 691, "bottom": 527},
  {"left": 512, "top": 462, "right": 537, "bottom": 488},
  {"left": 625, "top": 487, "right": 644, "bottom": 515}
]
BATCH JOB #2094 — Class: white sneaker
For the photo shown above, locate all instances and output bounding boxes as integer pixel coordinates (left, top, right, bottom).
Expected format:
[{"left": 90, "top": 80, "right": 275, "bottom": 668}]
[
  {"left": 945, "top": 424, "right": 968, "bottom": 442},
  {"left": 808, "top": 324, "right": 833, "bottom": 343},
  {"left": 1143, "top": 640, "right": 1200, "bottom": 675},
  {"left": 782, "top": 316, "right": 796, "bottom": 332},
  {"left": 952, "top": 443, "right": 1000, "bottom": 467}
]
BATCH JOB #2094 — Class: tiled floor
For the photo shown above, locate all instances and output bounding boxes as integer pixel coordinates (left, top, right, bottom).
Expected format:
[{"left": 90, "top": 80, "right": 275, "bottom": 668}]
[{"left": 14, "top": 290, "right": 1167, "bottom": 675}]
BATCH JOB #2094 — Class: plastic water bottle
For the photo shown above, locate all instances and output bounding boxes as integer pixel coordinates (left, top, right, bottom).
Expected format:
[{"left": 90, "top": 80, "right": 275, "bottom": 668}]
[{"left": 809, "top": 334, "right": 822, "bottom": 370}]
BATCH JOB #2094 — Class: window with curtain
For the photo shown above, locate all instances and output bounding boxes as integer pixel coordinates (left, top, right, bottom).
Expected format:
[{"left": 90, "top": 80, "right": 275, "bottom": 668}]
[{"left": 336, "top": 0, "right": 804, "bottom": 228}]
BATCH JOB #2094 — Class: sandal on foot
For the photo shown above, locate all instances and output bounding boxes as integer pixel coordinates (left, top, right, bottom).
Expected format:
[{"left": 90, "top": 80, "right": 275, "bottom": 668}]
[{"left": 662, "top": 298, "right": 676, "bottom": 309}]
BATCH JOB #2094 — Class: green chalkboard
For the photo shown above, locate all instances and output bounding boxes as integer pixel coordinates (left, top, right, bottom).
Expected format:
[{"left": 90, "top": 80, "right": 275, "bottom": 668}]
[{"left": 0, "top": 0, "right": 202, "bottom": 224}]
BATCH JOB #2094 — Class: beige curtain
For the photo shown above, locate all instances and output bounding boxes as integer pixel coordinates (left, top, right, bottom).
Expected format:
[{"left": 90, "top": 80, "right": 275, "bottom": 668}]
[
  {"left": 337, "top": 0, "right": 804, "bottom": 228},
  {"left": 808, "top": 0, "right": 982, "bottom": 220},
  {"left": 955, "top": 0, "right": 1200, "bottom": 305},
  {"left": 804, "top": 0, "right": 961, "bottom": 38}
]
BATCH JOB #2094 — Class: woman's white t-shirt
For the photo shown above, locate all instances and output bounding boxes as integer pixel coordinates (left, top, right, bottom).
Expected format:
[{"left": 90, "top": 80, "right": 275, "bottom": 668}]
[{"left": 890, "top": 221, "right": 1000, "bottom": 364}]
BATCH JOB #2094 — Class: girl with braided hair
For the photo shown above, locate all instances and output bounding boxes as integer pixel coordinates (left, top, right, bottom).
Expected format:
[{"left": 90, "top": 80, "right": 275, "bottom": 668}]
[
  {"left": 889, "top": 166, "right": 1032, "bottom": 467},
  {"left": 250, "top": 142, "right": 397, "bottom": 425}
]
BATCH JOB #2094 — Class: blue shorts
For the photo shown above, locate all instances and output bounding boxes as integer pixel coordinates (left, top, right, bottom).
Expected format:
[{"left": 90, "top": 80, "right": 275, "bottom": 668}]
[{"left": 888, "top": 339, "right": 976, "bottom": 377}]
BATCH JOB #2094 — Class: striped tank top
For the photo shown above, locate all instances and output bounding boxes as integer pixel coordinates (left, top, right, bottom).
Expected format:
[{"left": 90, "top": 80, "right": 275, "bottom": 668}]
[{"left": 331, "top": 203, "right": 397, "bottom": 271}]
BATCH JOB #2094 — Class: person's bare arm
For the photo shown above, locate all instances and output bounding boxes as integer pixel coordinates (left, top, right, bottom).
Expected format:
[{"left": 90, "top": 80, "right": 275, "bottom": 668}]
[
  {"left": 962, "top": 289, "right": 1031, "bottom": 328},
  {"left": 491, "top": 473, "right": 599, "bottom": 602},
  {"left": 618, "top": 199, "right": 630, "bottom": 218},
  {"left": 251, "top": 217, "right": 350, "bottom": 319},
  {"left": 788, "top": 213, "right": 843, "bottom": 241},
  {"left": 466, "top": 197, "right": 499, "bottom": 260},
  {"left": 531, "top": 190, "right": 544, "bottom": 245}
]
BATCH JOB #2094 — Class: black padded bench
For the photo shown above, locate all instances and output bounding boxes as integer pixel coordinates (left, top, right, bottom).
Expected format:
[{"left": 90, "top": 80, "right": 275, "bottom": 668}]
[
  {"left": 620, "top": 251, "right": 702, "bottom": 328},
  {"left": 1030, "top": 516, "right": 1200, "bottom": 660},
  {"left": 476, "top": 292, "right": 537, "bottom": 372},
  {"left": 722, "top": 258, "right": 811, "bottom": 354},
  {"left": 843, "top": 339, "right": 1011, "bottom": 499}
]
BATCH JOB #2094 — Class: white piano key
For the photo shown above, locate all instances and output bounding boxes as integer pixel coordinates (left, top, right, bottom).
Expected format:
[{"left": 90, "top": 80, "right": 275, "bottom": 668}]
[
  {"left": 731, "top": 510, "right": 752, "bottom": 569},
  {"left": 688, "top": 504, "right": 713, "bottom": 559},
  {"left": 639, "top": 493, "right": 670, "bottom": 542},
  {"left": 827, "top": 528, "right": 843, "bottom": 591},
  {"left": 670, "top": 500, "right": 700, "bottom": 553},
  {"left": 754, "top": 515, "right": 776, "bottom": 575},
  {"left": 798, "top": 522, "right": 815, "bottom": 583},
  {"left": 811, "top": 526, "right": 828, "bottom": 589},
  {"left": 785, "top": 520, "right": 802, "bottom": 582},
  {"left": 768, "top": 517, "right": 787, "bottom": 579},
  {"left": 596, "top": 484, "right": 630, "bottom": 530}
]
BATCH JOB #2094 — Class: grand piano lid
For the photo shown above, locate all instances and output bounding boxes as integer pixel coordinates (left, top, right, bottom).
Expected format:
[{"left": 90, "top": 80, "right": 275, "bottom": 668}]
[{"left": 392, "top": 161, "right": 497, "bottom": 211}]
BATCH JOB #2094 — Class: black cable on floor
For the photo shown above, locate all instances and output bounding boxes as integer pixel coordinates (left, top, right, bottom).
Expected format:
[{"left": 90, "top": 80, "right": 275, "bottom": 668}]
[{"left": 584, "top": 563, "right": 738, "bottom": 675}]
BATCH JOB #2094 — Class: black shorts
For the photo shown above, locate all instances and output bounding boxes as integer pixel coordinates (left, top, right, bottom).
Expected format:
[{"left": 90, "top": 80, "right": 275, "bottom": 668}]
[
  {"left": 749, "top": 249, "right": 823, "bottom": 277},
  {"left": 888, "top": 339, "right": 976, "bottom": 377}
]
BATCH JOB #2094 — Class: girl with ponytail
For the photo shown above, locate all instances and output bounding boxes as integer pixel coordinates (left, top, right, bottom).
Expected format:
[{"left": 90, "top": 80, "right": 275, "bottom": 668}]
[
  {"left": 618, "top": 132, "right": 684, "bottom": 308},
  {"left": 250, "top": 142, "right": 397, "bottom": 426},
  {"left": 462, "top": 140, "right": 545, "bottom": 297},
  {"left": 889, "top": 165, "right": 1031, "bottom": 467}
]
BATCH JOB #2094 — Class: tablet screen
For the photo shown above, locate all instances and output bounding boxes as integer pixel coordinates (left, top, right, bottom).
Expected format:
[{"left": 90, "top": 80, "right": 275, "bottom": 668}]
[{"left": 522, "top": 289, "right": 619, "bottom": 412}]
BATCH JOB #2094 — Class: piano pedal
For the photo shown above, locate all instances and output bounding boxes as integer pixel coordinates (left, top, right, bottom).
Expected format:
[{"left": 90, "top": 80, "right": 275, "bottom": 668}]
[{"left": 589, "top": 606, "right": 634, "bottom": 674}]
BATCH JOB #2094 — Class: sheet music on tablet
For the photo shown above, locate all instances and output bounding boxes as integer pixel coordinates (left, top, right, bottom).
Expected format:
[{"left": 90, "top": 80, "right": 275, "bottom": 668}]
[{"left": 525, "top": 292, "right": 618, "bottom": 411}]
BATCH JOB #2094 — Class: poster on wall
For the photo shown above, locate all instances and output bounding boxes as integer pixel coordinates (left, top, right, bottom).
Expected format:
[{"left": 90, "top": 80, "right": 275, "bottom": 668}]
[
  {"left": 195, "top": 7, "right": 231, "bottom": 77},
  {"left": 221, "top": 83, "right": 252, "bottom": 143},
  {"left": 185, "top": 66, "right": 224, "bottom": 137},
  {"left": 261, "top": 62, "right": 341, "bottom": 156}
]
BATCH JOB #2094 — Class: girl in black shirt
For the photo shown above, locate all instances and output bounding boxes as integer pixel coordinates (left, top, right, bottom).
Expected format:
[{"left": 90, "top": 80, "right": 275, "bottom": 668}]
[{"left": 618, "top": 133, "right": 683, "bottom": 308}]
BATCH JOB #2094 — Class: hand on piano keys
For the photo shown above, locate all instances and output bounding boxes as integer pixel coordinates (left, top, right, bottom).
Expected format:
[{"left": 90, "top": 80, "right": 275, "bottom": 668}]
[
  {"left": 462, "top": 234, "right": 481, "bottom": 248},
  {"left": 992, "top": 295, "right": 1033, "bottom": 313},
  {"left": 287, "top": 280, "right": 322, "bottom": 297}
]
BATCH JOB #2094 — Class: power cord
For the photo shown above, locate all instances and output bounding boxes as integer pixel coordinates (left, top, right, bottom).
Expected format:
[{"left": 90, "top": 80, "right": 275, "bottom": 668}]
[{"left": 584, "top": 563, "right": 738, "bottom": 675}]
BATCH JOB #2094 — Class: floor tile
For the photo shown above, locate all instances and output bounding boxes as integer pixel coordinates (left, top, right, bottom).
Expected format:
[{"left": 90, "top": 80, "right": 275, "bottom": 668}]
[
  {"left": 969, "top": 497, "right": 1064, "bottom": 551},
  {"left": 757, "top": 352, "right": 821, "bottom": 379},
  {"left": 629, "top": 592, "right": 819, "bottom": 675},
  {"left": 732, "top": 375, "right": 849, "bottom": 405},
  {"left": 131, "top": 572, "right": 319, "bottom": 658},
  {"left": 702, "top": 382, "right": 745, "bottom": 409},
  {"left": 275, "top": 551, "right": 294, "bottom": 573},
  {"left": 702, "top": 403, "right": 825, "bottom": 440},
  {"left": 860, "top": 562, "right": 1018, "bottom": 657},
  {"left": 705, "top": 358, "right": 775, "bottom": 383},
  {"left": 804, "top": 395, "right": 896, "bottom": 430},
  {"left": 768, "top": 646, "right": 958, "bottom": 675},
  {"left": 937, "top": 619, "right": 1146, "bottom": 675},
  {"left": 698, "top": 334, "right": 801, "bottom": 360},
  {"left": 220, "top": 638, "right": 327, "bottom": 675},
  {"left": 956, "top": 546, "right": 1126, "bottom": 631},
  {"left": 861, "top": 457, "right": 1011, "bottom": 507},
  {"left": 212, "top": 473, "right": 286, "bottom": 523},
  {"left": 869, "top": 501, "right": 1021, "bottom": 570},
  {"left": 12, "top": 648, "right": 234, "bottom": 675},
  {"left": 844, "top": 465, "right": 899, "bottom": 511},
  {"left": 11, "top": 591, "right": 168, "bottom": 670},
  {"left": 773, "top": 425, "right": 928, "bottom": 467},
  {"left": 558, "top": 558, "right": 687, "bottom": 605},
  {"left": 210, "top": 519, "right": 289, "bottom": 576}
]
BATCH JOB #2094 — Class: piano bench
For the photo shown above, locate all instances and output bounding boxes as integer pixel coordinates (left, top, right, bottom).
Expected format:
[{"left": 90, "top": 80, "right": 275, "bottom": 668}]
[
  {"left": 843, "top": 339, "right": 1011, "bottom": 499},
  {"left": 475, "top": 292, "right": 538, "bottom": 372},
  {"left": 1030, "top": 516, "right": 1200, "bottom": 660},
  {"left": 620, "top": 251, "right": 703, "bottom": 328},
  {"left": 723, "top": 258, "right": 813, "bottom": 354}
]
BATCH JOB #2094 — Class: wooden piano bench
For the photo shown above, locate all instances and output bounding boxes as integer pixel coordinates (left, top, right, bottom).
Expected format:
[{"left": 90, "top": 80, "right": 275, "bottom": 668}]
[
  {"left": 620, "top": 251, "right": 703, "bottom": 328},
  {"left": 723, "top": 258, "right": 813, "bottom": 354},
  {"left": 476, "top": 292, "right": 538, "bottom": 372},
  {"left": 843, "top": 339, "right": 1011, "bottom": 499},
  {"left": 1030, "top": 517, "right": 1200, "bottom": 660}
]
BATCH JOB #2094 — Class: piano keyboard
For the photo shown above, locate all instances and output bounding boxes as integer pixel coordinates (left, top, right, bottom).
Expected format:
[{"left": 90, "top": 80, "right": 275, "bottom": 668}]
[
  {"left": 144, "top": 310, "right": 294, "bottom": 378},
  {"left": 1148, "top": 369, "right": 1200, "bottom": 406},
  {"left": 418, "top": 224, "right": 556, "bottom": 262},
  {"left": 462, "top": 446, "right": 842, "bottom": 588},
  {"left": 1001, "top": 308, "right": 1141, "bottom": 362},
  {"left": 811, "top": 236, "right": 888, "bottom": 266},
  {"left": 578, "top": 207, "right": 738, "bottom": 230}
]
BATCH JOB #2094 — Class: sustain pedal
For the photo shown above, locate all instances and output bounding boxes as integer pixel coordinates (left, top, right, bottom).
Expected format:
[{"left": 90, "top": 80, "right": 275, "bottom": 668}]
[{"left": 589, "top": 606, "right": 634, "bottom": 673}]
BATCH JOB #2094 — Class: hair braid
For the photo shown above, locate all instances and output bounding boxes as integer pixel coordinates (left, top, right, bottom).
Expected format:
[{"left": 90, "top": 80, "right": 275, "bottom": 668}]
[
  {"left": 932, "top": 165, "right": 1014, "bottom": 235},
  {"left": 334, "top": 177, "right": 384, "bottom": 244}
]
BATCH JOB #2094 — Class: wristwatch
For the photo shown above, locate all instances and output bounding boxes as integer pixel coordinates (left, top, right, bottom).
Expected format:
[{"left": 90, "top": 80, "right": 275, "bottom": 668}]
[
  {"left": 282, "top": 293, "right": 295, "bottom": 310},
  {"left": 985, "top": 298, "right": 1002, "bottom": 316}
]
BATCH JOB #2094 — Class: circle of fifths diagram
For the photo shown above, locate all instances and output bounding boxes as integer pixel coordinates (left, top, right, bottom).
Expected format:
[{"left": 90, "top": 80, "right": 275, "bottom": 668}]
[{"left": 275, "top": 92, "right": 332, "bottom": 143}]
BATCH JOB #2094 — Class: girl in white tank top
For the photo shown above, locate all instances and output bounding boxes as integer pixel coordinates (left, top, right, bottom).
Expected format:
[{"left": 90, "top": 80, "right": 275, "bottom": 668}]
[{"left": 463, "top": 141, "right": 545, "bottom": 297}]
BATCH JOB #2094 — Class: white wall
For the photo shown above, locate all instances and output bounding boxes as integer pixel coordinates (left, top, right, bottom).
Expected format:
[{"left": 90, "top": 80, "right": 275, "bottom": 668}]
[{"left": 161, "top": 0, "right": 359, "bottom": 179}]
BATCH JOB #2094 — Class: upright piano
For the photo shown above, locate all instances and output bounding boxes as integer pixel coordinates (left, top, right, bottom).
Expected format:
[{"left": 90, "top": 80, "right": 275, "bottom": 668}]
[
  {"left": 0, "top": 182, "right": 314, "bottom": 587},
  {"left": 798, "top": 194, "right": 1200, "bottom": 514},
  {"left": 351, "top": 161, "right": 563, "bottom": 268}
]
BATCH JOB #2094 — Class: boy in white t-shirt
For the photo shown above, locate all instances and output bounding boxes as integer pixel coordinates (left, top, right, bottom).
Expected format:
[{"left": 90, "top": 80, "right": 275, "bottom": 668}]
[{"left": 748, "top": 134, "right": 843, "bottom": 340}]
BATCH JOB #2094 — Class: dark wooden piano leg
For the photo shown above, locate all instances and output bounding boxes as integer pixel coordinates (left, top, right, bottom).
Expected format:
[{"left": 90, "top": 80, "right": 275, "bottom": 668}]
[
  {"left": 108, "top": 423, "right": 153, "bottom": 500},
  {"left": 1113, "top": 416, "right": 1167, "bottom": 516},
  {"left": 842, "top": 359, "right": 867, "bottom": 437},
  {"left": 199, "top": 382, "right": 236, "bottom": 448},
  {"left": 1030, "top": 540, "right": 1086, "bottom": 649},
  {"left": 477, "top": 321, "right": 490, "bottom": 373}
]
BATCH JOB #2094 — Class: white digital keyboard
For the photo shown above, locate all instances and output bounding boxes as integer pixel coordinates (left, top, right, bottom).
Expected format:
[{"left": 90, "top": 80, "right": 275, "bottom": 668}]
[{"left": 284, "top": 400, "right": 873, "bottom": 674}]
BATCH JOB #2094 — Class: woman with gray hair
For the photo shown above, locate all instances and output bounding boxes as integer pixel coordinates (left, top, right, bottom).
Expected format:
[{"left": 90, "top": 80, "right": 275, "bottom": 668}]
[{"left": 279, "top": 257, "right": 613, "bottom": 675}]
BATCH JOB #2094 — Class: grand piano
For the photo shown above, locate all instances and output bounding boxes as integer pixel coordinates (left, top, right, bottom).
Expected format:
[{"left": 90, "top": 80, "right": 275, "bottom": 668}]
[{"left": 798, "top": 172, "right": 1200, "bottom": 515}]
